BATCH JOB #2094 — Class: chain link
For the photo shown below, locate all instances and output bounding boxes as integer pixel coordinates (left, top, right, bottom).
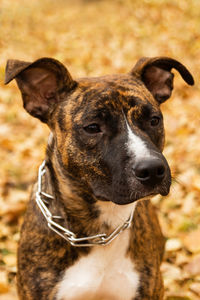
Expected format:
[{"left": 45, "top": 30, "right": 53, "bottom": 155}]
[{"left": 35, "top": 160, "right": 134, "bottom": 247}]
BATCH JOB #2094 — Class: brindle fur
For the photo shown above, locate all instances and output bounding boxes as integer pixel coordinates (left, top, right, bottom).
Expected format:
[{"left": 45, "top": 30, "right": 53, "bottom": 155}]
[{"left": 5, "top": 57, "right": 194, "bottom": 300}]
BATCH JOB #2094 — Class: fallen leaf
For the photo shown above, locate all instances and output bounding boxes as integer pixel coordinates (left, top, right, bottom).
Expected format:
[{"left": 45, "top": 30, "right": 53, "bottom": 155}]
[
  {"left": 189, "top": 282, "right": 200, "bottom": 296},
  {"left": 3, "top": 255, "right": 16, "bottom": 268},
  {"left": 161, "top": 263, "right": 183, "bottom": 286},
  {"left": 183, "top": 229, "right": 200, "bottom": 253},
  {"left": 0, "top": 272, "right": 9, "bottom": 294},
  {"left": 184, "top": 254, "right": 200, "bottom": 276},
  {"left": 166, "top": 238, "right": 183, "bottom": 252},
  {"left": 192, "top": 176, "right": 200, "bottom": 192},
  {"left": 0, "top": 202, "right": 26, "bottom": 224},
  {"left": 166, "top": 297, "right": 192, "bottom": 300}
]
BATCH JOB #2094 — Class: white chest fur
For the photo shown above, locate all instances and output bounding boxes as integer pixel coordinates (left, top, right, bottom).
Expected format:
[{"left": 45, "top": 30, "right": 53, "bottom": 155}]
[{"left": 56, "top": 227, "right": 139, "bottom": 300}]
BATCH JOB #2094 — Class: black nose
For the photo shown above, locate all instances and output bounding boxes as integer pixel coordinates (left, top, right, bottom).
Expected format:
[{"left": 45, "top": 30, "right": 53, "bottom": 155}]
[{"left": 134, "top": 158, "right": 166, "bottom": 185}]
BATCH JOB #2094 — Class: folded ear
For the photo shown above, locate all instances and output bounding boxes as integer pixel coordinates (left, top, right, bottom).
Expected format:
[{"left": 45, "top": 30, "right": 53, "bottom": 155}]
[
  {"left": 131, "top": 57, "right": 194, "bottom": 104},
  {"left": 5, "top": 57, "right": 76, "bottom": 122}
]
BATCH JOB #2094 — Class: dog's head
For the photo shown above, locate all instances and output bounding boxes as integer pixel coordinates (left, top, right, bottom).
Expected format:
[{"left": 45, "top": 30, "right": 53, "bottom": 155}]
[{"left": 5, "top": 57, "right": 194, "bottom": 205}]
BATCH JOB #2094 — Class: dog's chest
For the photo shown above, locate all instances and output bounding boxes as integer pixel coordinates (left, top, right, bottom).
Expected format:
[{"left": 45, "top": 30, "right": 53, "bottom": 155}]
[{"left": 56, "top": 229, "right": 139, "bottom": 300}]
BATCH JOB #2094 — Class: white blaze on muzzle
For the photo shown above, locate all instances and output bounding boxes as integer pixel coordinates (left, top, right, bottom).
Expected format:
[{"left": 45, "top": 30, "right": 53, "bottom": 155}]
[{"left": 125, "top": 117, "right": 151, "bottom": 160}]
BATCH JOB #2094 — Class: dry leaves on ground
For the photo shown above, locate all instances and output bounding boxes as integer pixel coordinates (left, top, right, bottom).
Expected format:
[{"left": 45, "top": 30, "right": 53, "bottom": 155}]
[{"left": 0, "top": 0, "right": 200, "bottom": 299}]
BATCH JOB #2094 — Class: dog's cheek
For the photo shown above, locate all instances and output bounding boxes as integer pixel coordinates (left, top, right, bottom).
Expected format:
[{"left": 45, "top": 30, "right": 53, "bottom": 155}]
[
  {"left": 154, "top": 124, "right": 165, "bottom": 152},
  {"left": 150, "top": 127, "right": 165, "bottom": 151},
  {"left": 75, "top": 131, "right": 103, "bottom": 150},
  {"left": 74, "top": 151, "right": 113, "bottom": 198},
  {"left": 62, "top": 142, "right": 103, "bottom": 184},
  {"left": 90, "top": 142, "right": 129, "bottom": 201}
]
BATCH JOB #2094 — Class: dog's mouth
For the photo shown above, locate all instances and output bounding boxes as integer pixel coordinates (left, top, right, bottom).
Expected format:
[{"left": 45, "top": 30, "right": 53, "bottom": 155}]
[{"left": 94, "top": 180, "right": 171, "bottom": 205}]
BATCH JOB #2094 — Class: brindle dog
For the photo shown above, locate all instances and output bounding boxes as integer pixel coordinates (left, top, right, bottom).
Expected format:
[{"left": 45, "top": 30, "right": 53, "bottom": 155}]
[{"left": 5, "top": 57, "right": 194, "bottom": 300}]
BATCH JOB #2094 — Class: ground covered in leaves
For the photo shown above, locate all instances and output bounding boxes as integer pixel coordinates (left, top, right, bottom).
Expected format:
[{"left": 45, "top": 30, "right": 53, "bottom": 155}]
[{"left": 0, "top": 0, "right": 200, "bottom": 299}]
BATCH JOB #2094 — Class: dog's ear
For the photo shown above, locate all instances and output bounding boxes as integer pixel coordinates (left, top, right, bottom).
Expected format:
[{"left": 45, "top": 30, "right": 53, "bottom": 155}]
[
  {"left": 5, "top": 58, "right": 76, "bottom": 122},
  {"left": 131, "top": 57, "right": 194, "bottom": 104}
]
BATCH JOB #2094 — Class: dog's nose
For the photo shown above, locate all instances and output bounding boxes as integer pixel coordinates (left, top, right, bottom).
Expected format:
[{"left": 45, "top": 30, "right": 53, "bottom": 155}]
[{"left": 133, "top": 158, "right": 166, "bottom": 185}]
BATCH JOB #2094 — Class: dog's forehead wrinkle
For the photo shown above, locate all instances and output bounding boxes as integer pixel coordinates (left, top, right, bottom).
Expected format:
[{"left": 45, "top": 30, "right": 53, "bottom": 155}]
[
  {"left": 78, "top": 75, "right": 146, "bottom": 100},
  {"left": 71, "top": 92, "right": 151, "bottom": 123},
  {"left": 78, "top": 73, "right": 136, "bottom": 84}
]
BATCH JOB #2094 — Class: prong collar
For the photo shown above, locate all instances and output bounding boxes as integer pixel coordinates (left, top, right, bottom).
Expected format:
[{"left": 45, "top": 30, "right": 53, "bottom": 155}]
[{"left": 36, "top": 161, "right": 135, "bottom": 247}]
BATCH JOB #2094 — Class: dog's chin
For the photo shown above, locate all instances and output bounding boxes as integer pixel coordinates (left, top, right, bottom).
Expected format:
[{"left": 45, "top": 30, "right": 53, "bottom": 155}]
[
  {"left": 95, "top": 194, "right": 152, "bottom": 205},
  {"left": 95, "top": 186, "right": 170, "bottom": 205},
  {"left": 110, "top": 194, "right": 156, "bottom": 205}
]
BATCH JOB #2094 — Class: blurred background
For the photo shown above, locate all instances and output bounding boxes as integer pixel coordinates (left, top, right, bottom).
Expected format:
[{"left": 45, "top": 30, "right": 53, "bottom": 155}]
[{"left": 0, "top": 0, "right": 200, "bottom": 299}]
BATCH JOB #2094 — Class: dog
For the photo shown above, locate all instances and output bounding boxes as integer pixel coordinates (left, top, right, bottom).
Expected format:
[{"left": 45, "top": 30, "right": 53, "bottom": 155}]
[{"left": 5, "top": 56, "right": 194, "bottom": 300}]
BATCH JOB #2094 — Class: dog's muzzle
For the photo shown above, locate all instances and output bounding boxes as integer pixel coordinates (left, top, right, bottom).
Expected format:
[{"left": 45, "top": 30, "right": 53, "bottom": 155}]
[{"left": 108, "top": 151, "right": 171, "bottom": 205}]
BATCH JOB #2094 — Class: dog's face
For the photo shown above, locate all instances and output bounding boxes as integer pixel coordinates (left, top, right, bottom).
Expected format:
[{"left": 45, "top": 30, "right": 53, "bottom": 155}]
[
  {"left": 5, "top": 57, "right": 194, "bottom": 205},
  {"left": 53, "top": 75, "right": 169, "bottom": 205}
]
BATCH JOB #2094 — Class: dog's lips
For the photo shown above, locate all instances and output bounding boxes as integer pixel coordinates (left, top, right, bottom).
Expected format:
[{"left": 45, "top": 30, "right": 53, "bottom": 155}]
[
  {"left": 95, "top": 195, "right": 110, "bottom": 202},
  {"left": 95, "top": 187, "right": 170, "bottom": 205},
  {"left": 159, "top": 184, "right": 171, "bottom": 196}
]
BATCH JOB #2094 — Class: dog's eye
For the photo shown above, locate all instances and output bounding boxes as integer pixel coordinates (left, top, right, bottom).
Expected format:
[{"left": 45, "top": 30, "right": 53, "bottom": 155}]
[
  {"left": 83, "top": 123, "right": 101, "bottom": 134},
  {"left": 150, "top": 116, "right": 160, "bottom": 127}
]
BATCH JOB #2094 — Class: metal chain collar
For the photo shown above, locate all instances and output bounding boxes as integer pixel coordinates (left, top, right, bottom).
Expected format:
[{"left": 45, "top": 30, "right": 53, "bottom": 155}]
[{"left": 36, "top": 160, "right": 134, "bottom": 247}]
